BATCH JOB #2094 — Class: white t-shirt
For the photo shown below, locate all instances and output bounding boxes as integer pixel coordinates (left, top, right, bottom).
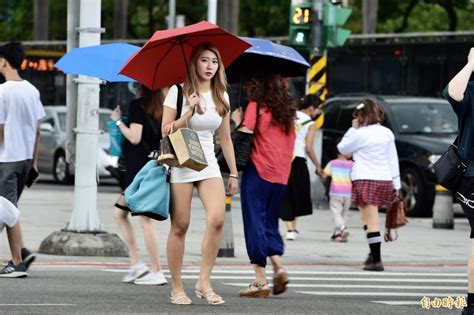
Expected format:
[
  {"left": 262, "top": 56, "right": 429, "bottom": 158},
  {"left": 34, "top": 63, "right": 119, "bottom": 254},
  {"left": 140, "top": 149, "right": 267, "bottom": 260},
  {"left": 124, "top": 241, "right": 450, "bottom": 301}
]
[
  {"left": 163, "top": 85, "right": 229, "bottom": 183},
  {"left": 293, "top": 111, "right": 314, "bottom": 158},
  {"left": 0, "top": 80, "right": 45, "bottom": 162}
]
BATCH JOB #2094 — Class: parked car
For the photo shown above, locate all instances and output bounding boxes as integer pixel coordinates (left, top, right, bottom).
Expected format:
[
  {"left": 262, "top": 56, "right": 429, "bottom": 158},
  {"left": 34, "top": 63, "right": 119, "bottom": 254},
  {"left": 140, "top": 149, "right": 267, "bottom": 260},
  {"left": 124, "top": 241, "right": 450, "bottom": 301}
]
[
  {"left": 38, "top": 106, "right": 118, "bottom": 184},
  {"left": 320, "top": 95, "right": 457, "bottom": 217}
]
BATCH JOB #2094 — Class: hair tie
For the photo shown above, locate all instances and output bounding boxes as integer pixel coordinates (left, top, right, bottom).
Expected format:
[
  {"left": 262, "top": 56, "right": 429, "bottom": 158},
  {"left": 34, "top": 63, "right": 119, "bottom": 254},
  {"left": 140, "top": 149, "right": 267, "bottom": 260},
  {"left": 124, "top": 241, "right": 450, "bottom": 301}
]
[{"left": 356, "top": 103, "right": 365, "bottom": 110}]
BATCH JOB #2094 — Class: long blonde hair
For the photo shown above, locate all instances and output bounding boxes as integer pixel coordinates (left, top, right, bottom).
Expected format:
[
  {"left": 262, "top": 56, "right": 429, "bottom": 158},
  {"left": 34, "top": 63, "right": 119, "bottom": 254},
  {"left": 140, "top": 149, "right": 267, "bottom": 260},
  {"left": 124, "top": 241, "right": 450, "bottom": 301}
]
[{"left": 183, "top": 42, "right": 229, "bottom": 117}]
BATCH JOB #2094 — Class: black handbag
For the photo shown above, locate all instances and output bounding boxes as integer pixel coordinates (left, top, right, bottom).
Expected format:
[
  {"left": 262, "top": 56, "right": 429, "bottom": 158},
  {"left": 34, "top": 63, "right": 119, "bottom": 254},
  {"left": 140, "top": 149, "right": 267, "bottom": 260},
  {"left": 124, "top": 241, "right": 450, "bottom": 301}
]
[
  {"left": 217, "top": 103, "right": 260, "bottom": 173},
  {"left": 433, "top": 112, "right": 474, "bottom": 191}
]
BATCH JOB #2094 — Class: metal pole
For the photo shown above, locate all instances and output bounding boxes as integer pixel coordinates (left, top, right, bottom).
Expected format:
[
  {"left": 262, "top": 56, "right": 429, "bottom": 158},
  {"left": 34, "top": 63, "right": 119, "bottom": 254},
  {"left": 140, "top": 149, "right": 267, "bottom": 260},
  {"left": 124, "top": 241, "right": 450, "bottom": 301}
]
[
  {"left": 67, "top": 0, "right": 105, "bottom": 232},
  {"left": 207, "top": 0, "right": 217, "bottom": 24},
  {"left": 65, "top": 0, "right": 79, "bottom": 165},
  {"left": 168, "top": 0, "right": 176, "bottom": 29}
]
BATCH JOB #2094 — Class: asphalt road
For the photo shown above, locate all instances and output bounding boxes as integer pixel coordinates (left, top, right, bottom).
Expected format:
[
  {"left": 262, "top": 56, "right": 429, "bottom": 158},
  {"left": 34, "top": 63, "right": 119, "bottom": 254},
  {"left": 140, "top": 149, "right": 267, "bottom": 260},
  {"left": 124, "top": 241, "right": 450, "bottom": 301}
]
[{"left": 0, "top": 264, "right": 464, "bottom": 314}]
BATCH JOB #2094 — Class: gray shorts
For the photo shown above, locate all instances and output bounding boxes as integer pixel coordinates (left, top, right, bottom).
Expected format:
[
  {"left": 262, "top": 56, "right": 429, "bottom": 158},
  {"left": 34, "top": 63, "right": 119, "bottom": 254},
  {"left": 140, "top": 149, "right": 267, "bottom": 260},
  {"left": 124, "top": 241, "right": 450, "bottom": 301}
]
[{"left": 0, "top": 160, "right": 32, "bottom": 206}]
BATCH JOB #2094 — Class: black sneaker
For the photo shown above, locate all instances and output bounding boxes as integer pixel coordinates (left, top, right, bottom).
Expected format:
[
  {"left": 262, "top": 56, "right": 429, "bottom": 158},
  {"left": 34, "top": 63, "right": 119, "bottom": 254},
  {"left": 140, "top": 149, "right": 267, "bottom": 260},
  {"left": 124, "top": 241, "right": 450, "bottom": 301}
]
[
  {"left": 363, "top": 261, "right": 384, "bottom": 271},
  {"left": 21, "top": 248, "right": 36, "bottom": 271},
  {"left": 0, "top": 261, "right": 27, "bottom": 278}
]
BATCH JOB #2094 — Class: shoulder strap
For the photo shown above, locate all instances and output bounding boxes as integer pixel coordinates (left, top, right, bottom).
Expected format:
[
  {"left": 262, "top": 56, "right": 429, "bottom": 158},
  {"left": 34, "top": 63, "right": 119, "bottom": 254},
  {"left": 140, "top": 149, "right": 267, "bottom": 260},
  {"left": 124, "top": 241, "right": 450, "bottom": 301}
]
[
  {"left": 455, "top": 110, "right": 474, "bottom": 162},
  {"left": 175, "top": 84, "right": 183, "bottom": 120},
  {"left": 300, "top": 119, "right": 313, "bottom": 127}
]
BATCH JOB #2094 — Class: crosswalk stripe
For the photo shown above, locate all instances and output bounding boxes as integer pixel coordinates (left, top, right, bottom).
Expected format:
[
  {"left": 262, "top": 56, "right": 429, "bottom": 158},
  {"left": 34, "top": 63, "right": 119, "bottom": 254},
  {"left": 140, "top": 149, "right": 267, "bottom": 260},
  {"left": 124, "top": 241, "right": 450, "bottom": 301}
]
[
  {"left": 222, "top": 283, "right": 466, "bottom": 290},
  {"left": 373, "top": 301, "right": 425, "bottom": 306},
  {"left": 177, "top": 275, "right": 467, "bottom": 283},
  {"left": 101, "top": 269, "right": 465, "bottom": 277},
  {"left": 296, "top": 291, "right": 462, "bottom": 297}
]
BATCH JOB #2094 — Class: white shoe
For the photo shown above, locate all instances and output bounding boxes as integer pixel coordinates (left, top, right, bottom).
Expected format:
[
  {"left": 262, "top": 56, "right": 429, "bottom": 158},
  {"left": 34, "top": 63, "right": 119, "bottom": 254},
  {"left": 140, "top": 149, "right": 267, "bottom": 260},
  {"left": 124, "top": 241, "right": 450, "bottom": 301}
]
[
  {"left": 286, "top": 231, "right": 296, "bottom": 241},
  {"left": 134, "top": 271, "right": 168, "bottom": 285},
  {"left": 122, "top": 262, "right": 149, "bottom": 283}
]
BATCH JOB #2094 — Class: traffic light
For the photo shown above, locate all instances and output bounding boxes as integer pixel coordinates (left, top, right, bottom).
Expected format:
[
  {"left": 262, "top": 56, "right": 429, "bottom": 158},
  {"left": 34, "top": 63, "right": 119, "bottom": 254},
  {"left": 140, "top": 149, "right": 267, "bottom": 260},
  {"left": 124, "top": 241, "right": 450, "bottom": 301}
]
[
  {"left": 322, "top": 0, "right": 352, "bottom": 49},
  {"left": 288, "top": 1, "right": 313, "bottom": 52}
]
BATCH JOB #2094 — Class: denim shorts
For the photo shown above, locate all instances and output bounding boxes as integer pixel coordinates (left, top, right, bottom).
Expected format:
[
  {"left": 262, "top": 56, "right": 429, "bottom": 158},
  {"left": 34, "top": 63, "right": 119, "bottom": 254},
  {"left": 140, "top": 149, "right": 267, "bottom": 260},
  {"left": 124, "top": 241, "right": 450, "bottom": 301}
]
[{"left": 456, "top": 177, "right": 474, "bottom": 238}]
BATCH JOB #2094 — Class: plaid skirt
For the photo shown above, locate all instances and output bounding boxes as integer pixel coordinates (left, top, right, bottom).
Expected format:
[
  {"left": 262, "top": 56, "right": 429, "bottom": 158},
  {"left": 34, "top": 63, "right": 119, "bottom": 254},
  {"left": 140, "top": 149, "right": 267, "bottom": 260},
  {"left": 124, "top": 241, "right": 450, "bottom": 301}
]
[{"left": 351, "top": 180, "right": 395, "bottom": 207}]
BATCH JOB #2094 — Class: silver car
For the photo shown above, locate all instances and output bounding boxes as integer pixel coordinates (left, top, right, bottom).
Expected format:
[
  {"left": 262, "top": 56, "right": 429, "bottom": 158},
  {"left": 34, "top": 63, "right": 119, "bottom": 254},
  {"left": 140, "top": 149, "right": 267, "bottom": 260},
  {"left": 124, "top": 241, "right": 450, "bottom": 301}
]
[{"left": 38, "top": 106, "right": 118, "bottom": 184}]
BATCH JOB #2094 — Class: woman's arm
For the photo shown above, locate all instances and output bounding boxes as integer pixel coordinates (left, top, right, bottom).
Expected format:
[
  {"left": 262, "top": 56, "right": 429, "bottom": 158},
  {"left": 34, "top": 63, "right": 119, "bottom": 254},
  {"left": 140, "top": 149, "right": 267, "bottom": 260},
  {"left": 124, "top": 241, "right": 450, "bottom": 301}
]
[
  {"left": 448, "top": 48, "right": 474, "bottom": 102},
  {"left": 218, "top": 115, "right": 239, "bottom": 195},
  {"left": 305, "top": 123, "right": 322, "bottom": 173},
  {"left": 161, "top": 93, "right": 200, "bottom": 136},
  {"left": 387, "top": 138, "right": 401, "bottom": 190},
  {"left": 218, "top": 115, "right": 238, "bottom": 176},
  {"left": 337, "top": 127, "right": 359, "bottom": 155},
  {"left": 111, "top": 106, "right": 143, "bottom": 145}
]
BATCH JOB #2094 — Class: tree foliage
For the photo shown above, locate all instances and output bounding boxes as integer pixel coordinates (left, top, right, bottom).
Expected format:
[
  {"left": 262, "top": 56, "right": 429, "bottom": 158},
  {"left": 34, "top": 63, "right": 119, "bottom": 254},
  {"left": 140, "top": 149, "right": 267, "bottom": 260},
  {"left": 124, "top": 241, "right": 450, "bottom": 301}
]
[
  {"left": 239, "top": 0, "right": 291, "bottom": 37},
  {"left": 0, "top": 0, "right": 474, "bottom": 42},
  {"left": 347, "top": 0, "right": 474, "bottom": 34}
]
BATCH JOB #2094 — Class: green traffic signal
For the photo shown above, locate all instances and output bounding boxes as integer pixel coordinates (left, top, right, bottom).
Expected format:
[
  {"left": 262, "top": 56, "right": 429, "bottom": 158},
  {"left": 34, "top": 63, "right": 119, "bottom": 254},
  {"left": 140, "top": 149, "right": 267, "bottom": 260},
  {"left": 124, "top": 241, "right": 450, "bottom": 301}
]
[
  {"left": 288, "top": 2, "right": 313, "bottom": 52},
  {"left": 322, "top": 0, "right": 352, "bottom": 49}
]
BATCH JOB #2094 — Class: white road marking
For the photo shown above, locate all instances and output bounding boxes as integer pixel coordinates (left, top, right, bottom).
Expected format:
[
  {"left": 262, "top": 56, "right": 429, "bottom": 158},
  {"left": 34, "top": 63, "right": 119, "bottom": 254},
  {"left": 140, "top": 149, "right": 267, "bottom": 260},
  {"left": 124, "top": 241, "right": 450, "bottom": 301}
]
[
  {"left": 0, "top": 304, "right": 75, "bottom": 306},
  {"left": 222, "top": 282, "right": 466, "bottom": 290},
  {"left": 372, "top": 301, "right": 424, "bottom": 306},
  {"left": 296, "top": 291, "right": 462, "bottom": 297},
  {"left": 101, "top": 269, "right": 466, "bottom": 277}
]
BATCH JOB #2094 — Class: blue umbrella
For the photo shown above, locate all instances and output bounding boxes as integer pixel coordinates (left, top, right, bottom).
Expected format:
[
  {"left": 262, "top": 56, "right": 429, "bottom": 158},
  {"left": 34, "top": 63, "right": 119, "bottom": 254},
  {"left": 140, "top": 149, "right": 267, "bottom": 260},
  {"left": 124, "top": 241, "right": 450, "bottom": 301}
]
[
  {"left": 226, "top": 37, "right": 310, "bottom": 83},
  {"left": 55, "top": 43, "right": 139, "bottom": 82}
]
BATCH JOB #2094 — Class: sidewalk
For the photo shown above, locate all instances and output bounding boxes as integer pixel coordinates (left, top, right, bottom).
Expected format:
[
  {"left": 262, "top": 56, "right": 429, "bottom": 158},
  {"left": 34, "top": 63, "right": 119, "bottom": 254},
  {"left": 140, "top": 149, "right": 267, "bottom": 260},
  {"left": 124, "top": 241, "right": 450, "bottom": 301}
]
[{"left": 0, "top": 183, "right": 470, "bottom": 268}]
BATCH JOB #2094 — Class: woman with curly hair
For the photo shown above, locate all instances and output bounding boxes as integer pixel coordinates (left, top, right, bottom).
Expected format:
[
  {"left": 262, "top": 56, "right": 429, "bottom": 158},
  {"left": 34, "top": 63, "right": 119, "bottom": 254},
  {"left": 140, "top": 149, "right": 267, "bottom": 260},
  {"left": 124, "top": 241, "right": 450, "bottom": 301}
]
[{"left": 236, "top": 72, "right": 296, "bottom": 298}]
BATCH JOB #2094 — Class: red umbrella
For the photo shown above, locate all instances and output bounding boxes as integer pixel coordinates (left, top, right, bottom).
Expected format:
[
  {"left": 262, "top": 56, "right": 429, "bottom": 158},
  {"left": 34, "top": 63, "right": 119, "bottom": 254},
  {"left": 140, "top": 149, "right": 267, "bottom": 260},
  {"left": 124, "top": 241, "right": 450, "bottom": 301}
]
[{"left": 120, "top": 21, "right": 251, "bottom": 90}]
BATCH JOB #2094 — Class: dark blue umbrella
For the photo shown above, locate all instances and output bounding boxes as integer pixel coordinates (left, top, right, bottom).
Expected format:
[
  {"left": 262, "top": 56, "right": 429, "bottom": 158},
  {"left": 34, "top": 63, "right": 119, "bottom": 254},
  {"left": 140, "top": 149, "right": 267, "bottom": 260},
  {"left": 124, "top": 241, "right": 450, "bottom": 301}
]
[
  {"left": 55, "top": 43, "right": 139, "bottom": 82},
  {"left": 226, "top": 37, "right": 310, "bottom": 83}
]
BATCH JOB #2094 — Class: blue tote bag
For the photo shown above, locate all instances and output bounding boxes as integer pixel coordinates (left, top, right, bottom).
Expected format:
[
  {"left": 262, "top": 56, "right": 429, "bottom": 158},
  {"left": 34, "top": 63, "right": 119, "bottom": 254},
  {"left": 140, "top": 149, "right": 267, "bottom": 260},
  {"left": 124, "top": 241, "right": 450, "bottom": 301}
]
[{"left": 124, "top": 160, "right": 170, "bottom": 221}]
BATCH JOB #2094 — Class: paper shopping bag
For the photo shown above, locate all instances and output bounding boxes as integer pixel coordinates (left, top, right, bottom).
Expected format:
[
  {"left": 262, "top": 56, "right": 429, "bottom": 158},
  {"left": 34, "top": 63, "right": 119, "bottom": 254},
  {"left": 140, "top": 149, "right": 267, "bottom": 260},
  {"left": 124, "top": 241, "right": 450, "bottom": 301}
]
[{"left": 168, "top": 128, "right": 208, "bottom": 171}]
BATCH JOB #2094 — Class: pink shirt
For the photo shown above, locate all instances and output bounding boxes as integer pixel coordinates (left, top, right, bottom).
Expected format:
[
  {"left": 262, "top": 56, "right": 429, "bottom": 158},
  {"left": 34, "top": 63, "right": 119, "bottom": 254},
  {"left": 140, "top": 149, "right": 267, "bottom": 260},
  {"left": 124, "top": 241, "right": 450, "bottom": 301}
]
[{"left": 242, "top": 101, "right": 296, "bottom": 185}]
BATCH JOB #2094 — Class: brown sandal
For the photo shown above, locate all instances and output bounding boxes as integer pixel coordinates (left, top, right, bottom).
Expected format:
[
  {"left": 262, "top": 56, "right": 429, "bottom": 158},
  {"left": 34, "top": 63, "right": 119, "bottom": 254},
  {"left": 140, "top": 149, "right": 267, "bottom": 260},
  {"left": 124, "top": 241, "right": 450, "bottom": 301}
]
[
  {"left": 273, "top": 268, "right": 289, "bottom": 295},
  {"left": 239, "top": 281, "right": 271, "bottom": 298},
  {"left": 195, "top": 288, "right": 225, "bottom": 305},
  {"left": 170, "top": 292, "right": 192, "bottom": 305}
]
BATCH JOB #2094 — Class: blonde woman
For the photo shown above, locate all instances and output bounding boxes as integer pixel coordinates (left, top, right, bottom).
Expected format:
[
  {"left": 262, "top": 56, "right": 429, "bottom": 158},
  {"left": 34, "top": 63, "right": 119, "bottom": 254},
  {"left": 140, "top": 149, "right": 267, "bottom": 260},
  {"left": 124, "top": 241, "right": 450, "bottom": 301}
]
[{"left": 161, "top": 43, "right": 239, "bottom": 305}]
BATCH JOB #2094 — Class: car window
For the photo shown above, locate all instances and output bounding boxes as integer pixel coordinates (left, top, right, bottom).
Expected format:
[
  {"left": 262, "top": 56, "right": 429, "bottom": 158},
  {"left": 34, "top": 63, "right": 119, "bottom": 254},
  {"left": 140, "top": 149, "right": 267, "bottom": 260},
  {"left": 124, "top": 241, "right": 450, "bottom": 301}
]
[
  {"left": 322, "top": 100, "right": 354, "bottom": 131},
  {"left": 389, "top": 102, "right": 458, "bottom": 134},
  {"left": 57, "top": 113, "right": 66, "bottom": 132},
  {"left": 337, "top": 102, "right": 359, "bottom": 132},
  {"left": 41, "top": 117, "right": 55, "bottom": 127}
]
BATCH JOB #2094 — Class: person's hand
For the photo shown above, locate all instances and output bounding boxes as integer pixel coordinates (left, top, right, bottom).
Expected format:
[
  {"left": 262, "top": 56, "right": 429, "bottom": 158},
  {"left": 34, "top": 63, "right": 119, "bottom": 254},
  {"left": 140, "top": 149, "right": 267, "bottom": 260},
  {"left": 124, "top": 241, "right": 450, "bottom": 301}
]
[
  {"left": 468, "top": 48, "right": 474, "bottom": 70},
  {"left": 231, "top": 107, "right": 244, "bottom": 126},
  {"left": 163, "top": 121, "right": 175, "bottom": 136},
  {"left": 188, "top": 93, "right": 204, "bottom": 115},
  {"left": 111, "top": 106, "right": 121, "bottom": 121},
  {"left": 226, "top": 177, "right": 239, "bottom": 196},
  {"left": 352, "top": 118, "right": 360, "bottom": 129}
]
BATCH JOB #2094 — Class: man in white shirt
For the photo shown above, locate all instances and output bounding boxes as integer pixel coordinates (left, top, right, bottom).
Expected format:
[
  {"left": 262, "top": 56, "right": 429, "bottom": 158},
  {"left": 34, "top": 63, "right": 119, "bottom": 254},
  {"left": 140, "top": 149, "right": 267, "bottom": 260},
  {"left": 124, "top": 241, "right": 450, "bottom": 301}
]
[{"left": 0, "top": 42, "right": 45, "bottom": 278}]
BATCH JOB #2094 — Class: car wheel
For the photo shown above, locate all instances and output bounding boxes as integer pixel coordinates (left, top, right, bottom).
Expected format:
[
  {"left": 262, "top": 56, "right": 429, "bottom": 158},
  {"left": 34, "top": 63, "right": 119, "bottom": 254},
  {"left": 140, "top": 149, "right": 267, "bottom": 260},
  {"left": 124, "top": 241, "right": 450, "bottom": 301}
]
[
  {"left": 53, "top": 151, "right": 72, "bottom": 184},
  {"left": 400, "top": 167, "right": 430, "bottom": 217}
]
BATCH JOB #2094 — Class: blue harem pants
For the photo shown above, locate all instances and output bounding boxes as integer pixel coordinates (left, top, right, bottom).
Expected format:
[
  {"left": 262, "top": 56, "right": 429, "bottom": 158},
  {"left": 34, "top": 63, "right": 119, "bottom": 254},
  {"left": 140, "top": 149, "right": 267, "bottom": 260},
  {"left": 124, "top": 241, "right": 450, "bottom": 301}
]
[{"left": 240, "top": 163, "right": 287, "bottom": 267}]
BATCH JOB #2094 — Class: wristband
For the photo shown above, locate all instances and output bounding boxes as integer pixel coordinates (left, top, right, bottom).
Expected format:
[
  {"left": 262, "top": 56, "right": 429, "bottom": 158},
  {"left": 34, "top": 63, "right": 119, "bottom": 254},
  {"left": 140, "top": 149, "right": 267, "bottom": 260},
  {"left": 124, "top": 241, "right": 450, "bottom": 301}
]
[{"left": 229, "top": 174, "right": 239, "bottom": 179}]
